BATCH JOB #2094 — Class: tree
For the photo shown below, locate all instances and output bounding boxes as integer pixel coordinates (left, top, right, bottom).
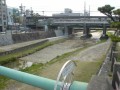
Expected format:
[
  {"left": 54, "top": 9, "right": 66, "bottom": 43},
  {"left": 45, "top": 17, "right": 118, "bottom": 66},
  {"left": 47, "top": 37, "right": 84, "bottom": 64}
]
[
  {"left": 113, "top": 9, "right": 120, "bottom": 21},
  {"left": 98, "top": 5, "right": 120, "bottom": 42},
  {"left": 98, "top": 5, "right": 120, "bottom": 30},
  {"left": 111, "top": 9, "right": 120, "bottom": 35},
  {"left": 98, "top": 5, "right": 115, "bottom": 21}
]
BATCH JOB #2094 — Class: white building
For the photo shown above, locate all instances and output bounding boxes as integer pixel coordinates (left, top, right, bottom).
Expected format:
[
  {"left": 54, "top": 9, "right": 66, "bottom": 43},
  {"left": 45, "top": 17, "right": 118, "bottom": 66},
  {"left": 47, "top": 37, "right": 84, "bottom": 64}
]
[
  {"left": 52, "top": 8, "right": 84, "bottom": 17},
  {"left": 0, "top": 0, "right": 7, "bottom": 32},
  {"left": 7, "top": 7, "right": 14, "bottom": 26},
  {"left": 7, "top": 7, "right": 20, "bottom": 30}
]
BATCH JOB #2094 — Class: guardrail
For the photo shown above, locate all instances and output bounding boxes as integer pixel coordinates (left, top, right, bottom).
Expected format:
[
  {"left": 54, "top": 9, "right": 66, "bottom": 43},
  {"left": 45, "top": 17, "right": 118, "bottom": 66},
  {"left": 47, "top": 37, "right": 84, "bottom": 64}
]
[
  {"left": 0, "top": 60, "right": 88, "bottom": 90},
  {"left": 110, "top": 42, "right": 117, "bottom": 72},
  {"left": 110, "top": 30, "right": 120, "bottom": 89},
  {"left": 115, "top": 71, "right": 120, "bottom": 90}
]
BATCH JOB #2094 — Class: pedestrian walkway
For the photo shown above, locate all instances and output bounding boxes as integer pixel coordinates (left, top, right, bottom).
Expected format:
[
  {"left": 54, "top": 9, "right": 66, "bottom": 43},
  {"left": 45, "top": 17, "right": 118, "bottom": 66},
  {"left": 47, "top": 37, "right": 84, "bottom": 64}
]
[
  {"left": 0, "top": 39, "right": 47, "bottom": 52},
  {"left": 0, "top": 36, "right": 67, "bottom": 52}
]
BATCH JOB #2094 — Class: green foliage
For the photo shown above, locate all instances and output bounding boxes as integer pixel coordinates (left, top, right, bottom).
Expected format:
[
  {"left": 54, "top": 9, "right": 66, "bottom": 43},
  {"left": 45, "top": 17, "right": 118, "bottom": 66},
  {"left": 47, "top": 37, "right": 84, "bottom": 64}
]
[
  {"left": 21, "top": 63, "right": 44, "bottom": 74},
  {"left": 0, "top": 39, "right": 67, "bottom": 65},
  {"left": 108, "top": 33, "right": 120, "bottom": 42},
  {"left": 113, "top": 9, "right": 120, "bottom": 22},
  {"left": 98, "top": 5, "right": 115, "bottom": 21},
  {"left": 113, "top": 9, "right": 120, "bottom": 15},
  {"left": 0, "top": 42, "right": 53, "bottom": 65},
  {"left": 98, "top": 5, "right": 114, "bottom": 14},
  {"left": 111, "top": 22, "right": 120, "bottom": 29},
  {"left": 74, "top": 61, "right": 103, "bottom": 82},
  {"left": 0, "top": 76, "right": 9, "bottom": 89}
]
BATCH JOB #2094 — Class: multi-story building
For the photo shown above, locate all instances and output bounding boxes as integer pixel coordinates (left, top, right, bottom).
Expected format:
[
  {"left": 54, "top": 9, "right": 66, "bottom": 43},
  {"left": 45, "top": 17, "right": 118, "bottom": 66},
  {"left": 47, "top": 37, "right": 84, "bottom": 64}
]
[
  {"left": 52, "top": 8, "right": 84, "bottom": 17},
  {"left": 7, "top": 7, "right": 20, "bottom": 30},
  {"left": 0, "top": 0, "right": 7, "bottom": 32},
  {"left": 7, "top": 7, "right": 14, "bottom": 29}
]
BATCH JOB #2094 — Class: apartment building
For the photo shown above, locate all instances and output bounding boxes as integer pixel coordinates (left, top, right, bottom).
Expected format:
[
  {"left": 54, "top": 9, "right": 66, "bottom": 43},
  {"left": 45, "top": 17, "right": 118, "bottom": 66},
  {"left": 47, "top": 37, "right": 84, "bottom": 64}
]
[{"left": 0, "top": 0, "right": 7, "bottom": 32}]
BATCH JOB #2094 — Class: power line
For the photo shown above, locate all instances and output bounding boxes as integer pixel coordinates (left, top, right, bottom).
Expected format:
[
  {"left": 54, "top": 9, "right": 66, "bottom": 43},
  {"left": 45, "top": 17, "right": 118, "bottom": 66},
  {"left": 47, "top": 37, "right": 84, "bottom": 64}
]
[{"left": 35, "top": 10, "right": 99, "bottom": 12}]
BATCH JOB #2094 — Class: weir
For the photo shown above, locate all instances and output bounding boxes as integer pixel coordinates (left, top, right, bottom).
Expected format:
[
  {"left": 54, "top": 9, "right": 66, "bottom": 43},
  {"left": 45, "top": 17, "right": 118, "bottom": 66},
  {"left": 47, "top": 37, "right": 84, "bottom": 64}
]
[{"left": 0, "top": 61, "right": 88, "bottom": 90}]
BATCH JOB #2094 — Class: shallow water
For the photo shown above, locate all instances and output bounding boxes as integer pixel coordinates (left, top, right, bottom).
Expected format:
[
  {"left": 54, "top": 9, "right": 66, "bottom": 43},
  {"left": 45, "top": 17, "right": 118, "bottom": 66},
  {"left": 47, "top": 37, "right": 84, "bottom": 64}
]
[{"left": 4, "top": 60, "right": 33, "bottom": 70}]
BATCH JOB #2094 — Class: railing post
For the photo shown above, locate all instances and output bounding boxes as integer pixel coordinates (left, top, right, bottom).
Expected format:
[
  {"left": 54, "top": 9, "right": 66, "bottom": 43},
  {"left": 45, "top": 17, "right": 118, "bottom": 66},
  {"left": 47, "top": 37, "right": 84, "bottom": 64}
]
[
  {"left": 112, "top": 62, "right": 120, "bottom": 89},
  {"left": 111, "top": 51, "right": 114, "bottom": 72}
]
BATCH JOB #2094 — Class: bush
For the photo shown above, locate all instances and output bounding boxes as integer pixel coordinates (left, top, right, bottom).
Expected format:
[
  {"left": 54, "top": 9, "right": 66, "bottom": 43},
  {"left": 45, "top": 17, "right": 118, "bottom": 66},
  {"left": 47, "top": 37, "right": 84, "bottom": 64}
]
[{"left": 108, "top": 33, "right": 120, "bottom": 42}]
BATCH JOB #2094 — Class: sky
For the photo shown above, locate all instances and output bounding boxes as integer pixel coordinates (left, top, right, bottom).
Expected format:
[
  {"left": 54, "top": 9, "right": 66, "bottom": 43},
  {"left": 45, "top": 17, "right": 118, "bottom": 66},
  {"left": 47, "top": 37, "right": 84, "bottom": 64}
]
[{"left": 6, "top": 0, "right": 120, "bottom": 16}]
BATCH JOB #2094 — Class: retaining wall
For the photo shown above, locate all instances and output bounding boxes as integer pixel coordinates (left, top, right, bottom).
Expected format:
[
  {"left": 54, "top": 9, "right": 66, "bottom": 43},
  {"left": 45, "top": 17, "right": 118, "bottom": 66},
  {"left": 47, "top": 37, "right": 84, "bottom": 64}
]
[
  {"left": 0, "top": 39, "right": 48, "bottom": 56},
  {"left": 12, "top": 30, "right": 56, "bottom": 43},
  {"left": 0, "top": 30, "right": 56, "bottom": 46},
  {"left": 0, "top": 31, "right": 13, "bottom": 46}
]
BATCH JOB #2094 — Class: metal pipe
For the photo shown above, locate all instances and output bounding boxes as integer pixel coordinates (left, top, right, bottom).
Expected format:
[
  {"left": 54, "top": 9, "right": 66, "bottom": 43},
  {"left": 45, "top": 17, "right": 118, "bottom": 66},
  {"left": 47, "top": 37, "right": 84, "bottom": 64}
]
[{"left": 0, "top": 66, "right": 88, "bottom": 90}]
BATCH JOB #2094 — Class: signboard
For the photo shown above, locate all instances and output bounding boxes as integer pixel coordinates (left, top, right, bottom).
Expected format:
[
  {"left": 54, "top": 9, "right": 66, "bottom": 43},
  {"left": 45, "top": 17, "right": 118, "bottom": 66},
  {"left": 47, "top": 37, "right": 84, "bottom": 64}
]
[{"left": 54, "top": 60, "right": 76, "bottom": 90}]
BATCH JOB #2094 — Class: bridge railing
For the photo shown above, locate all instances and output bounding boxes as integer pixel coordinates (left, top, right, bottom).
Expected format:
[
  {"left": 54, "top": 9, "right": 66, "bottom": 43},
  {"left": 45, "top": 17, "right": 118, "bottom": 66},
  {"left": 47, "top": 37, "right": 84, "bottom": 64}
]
[
  {"left": 53, "top": 20, "right": 108, "bottom": 24},
  {"left": 115, "top": 71, "right": 120, "bottom": 90},
  {"left": 0, "top": 60, "right": 88, "bottom": 90}
]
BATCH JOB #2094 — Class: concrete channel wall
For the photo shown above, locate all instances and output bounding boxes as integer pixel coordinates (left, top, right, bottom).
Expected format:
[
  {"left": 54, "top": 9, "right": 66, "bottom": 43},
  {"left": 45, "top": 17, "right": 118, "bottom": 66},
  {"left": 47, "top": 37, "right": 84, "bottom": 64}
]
[
  {"left": 0, "top": 30, "right": 56, "bottom": 46},
  {"left": 12, "top": 30, "right": 56, "bottom": 43},
  {"left": 0, "top": 31, "right": 13, "bottom": 46},
  {"left": 0, "top": 39, "right": 48, "bottom": 56}
]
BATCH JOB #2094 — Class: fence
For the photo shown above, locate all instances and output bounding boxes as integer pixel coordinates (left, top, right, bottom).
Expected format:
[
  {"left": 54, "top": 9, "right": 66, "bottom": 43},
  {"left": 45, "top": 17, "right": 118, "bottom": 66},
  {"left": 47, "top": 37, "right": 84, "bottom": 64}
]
[
  {"left": 109, "top": 30, "right": 120, "bottom": 89},
  {"left": 115, "top": 71, "right": 120, "bottom": 90}
]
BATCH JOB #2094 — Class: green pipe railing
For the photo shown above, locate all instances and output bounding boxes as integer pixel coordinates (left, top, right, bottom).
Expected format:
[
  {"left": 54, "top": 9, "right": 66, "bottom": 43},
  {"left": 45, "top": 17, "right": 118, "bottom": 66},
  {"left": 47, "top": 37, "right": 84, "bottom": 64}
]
[{"left": 0, "top": 66, "right": 88, "bottom": 90}]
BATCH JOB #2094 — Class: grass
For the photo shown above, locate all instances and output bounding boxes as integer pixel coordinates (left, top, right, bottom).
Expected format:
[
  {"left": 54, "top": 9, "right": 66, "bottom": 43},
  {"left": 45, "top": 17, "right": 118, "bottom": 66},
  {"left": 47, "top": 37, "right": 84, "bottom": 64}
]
[
  {"left": 0, "top": 38, "right": 67, "bottom": 65},
  {"left": 0, "top": 42, "right": 53, "bottom": 64},
  {"left": 74, "top": 60, "right": 103, "bottom": 82},
  {"left": 0, "top": 38, "right": 107, "bottom": 89},
  {"left": 20, "top": 45, "right": 104, "bottom": 82},
  {"left": 0, "top": 49, "right": 5, "bottom": 52},
  {"left": 0, "top": 76, "right": 9, "bottom": 89}
]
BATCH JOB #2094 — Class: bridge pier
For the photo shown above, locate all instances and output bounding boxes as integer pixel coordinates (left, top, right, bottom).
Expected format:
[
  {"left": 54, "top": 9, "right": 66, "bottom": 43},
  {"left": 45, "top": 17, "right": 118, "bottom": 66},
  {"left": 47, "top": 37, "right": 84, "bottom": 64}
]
[
  {"left": 100, "top": 24, "right": 108, "bottom": 40},
  {"left": 68, "top": 27, "right": 73, "bottom": 35},
  {"left": 64, "top": 26, "right": 69, "bottom": 36},
  {"left": 81, "top": 25, "right": 92, "bottom": 39},
  {"left": 54, "top": 27, "right": 64, "bottom": 36},
  {"left": 44, "top": 25, "right": 49, "bottom": 31}
]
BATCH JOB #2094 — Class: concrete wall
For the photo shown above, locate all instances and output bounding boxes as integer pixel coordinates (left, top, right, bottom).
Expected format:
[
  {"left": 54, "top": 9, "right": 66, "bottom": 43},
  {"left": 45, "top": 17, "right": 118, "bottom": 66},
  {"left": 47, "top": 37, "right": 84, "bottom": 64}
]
[
  {"left": 0, "top": 39, "right": 48, "bottom": 56},
  {"left": 0, "top": 31, "right": 13, "bottom": 46},
  {"left": 0, "top": 30, "right": 56, "bottom": 46},
  {"left": 54, "top": 30, "right": 64, "bottom": 36},
  {"left": 12, "top": 30, "right": 56, "bottom": 43}
]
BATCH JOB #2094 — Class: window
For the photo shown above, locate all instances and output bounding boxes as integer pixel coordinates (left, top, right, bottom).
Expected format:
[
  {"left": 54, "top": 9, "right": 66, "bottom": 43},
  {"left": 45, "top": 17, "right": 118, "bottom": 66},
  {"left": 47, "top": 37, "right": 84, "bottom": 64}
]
[
  {"left": 4, "top": 22, "right": 6, "bottom": 25},
  {"left": 9, "top": 12, "right": 11, "bottom": 15},
  {"left": 2, "top": 0, "right": 5, "bottom": 5}
]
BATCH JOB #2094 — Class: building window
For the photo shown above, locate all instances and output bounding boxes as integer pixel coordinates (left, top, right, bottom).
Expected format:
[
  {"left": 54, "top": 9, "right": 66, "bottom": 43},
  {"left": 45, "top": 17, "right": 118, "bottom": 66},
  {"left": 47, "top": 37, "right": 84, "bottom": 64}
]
[
  {"left": 9, "top": 12, "right": 11, "bottom": 15},
  {"left": 4, "top": 22, "right": 6, "bottom": 25},
  {"left": 2, "top": 0, "right": 5, "bottom": 5},
  {"left": 0, "top": 18, "right": 2, "bottom": 24}
]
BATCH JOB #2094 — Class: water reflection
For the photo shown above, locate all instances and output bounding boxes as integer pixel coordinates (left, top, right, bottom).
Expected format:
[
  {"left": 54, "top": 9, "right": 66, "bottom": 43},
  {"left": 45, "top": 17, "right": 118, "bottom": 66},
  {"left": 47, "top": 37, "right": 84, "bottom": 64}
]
[{"left": 4, "top": 60, "right": 33, "bottom": 70}]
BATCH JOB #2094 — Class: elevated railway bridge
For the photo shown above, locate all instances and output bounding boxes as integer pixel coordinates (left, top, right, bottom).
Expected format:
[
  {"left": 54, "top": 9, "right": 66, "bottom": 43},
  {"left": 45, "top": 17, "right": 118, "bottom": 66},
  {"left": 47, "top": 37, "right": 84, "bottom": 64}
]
[{"left": 26, "top": 16, "right": 111, "bottom": 38}]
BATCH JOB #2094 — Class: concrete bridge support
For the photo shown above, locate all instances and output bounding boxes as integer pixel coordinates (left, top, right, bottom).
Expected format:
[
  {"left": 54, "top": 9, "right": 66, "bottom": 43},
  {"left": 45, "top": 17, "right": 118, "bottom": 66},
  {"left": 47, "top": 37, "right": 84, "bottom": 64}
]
[
  {"left": 64, "top": 26, "right": 69, "bottom": 36},
  {"left": 100, "top": 24, "right": 108, "bottom": 40},
  {"left": 68, "top": 27, "right": 73, "bottom": 35},
  {"left": 81, "top": 24, "right": 92, "bottom": 39},
  {"left": 54, "top": 27, "right": 64, "bottom": 36},
  {"left": 44, "top": 25, "right": 49, "bottom": 31}
]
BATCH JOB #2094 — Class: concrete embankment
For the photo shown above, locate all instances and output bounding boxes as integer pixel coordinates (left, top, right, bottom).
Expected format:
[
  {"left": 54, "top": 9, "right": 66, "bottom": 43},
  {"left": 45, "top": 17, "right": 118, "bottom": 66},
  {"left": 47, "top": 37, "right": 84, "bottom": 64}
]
[{"left": 0, "top": 30, "right": 56, "bottom": 46}]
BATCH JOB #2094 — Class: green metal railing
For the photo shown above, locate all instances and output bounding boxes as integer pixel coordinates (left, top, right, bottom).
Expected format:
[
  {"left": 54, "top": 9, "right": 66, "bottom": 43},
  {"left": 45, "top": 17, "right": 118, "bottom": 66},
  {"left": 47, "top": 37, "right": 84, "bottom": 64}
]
[{"left": 0, "top": 66, "right": 88, "bottom": 90}]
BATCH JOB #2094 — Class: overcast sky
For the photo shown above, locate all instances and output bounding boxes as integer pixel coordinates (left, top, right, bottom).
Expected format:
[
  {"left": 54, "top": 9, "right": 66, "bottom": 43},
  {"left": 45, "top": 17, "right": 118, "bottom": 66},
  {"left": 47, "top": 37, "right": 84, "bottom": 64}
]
[{"left": 6, "top": 0, "right": 120, "bottom": 16}]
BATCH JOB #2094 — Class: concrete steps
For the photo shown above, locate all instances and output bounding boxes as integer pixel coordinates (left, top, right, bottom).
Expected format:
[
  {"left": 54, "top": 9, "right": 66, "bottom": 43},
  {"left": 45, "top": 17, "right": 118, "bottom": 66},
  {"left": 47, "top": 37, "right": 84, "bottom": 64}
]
[{"left": 87, "top": 75, "right": 114, "bottom": 90}]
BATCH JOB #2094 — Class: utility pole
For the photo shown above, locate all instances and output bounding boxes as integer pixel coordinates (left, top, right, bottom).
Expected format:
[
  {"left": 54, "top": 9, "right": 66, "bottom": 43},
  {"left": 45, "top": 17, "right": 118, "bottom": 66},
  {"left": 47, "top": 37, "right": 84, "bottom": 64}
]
[
  {"left": 89, "top": 5, "right": 90, "bottom": 16},
  {"left": 83, "top": 1, "right": 86, "bottom": 36},
  {"left": 19, "top": 4, "right": 26, "bottom": 32}
]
